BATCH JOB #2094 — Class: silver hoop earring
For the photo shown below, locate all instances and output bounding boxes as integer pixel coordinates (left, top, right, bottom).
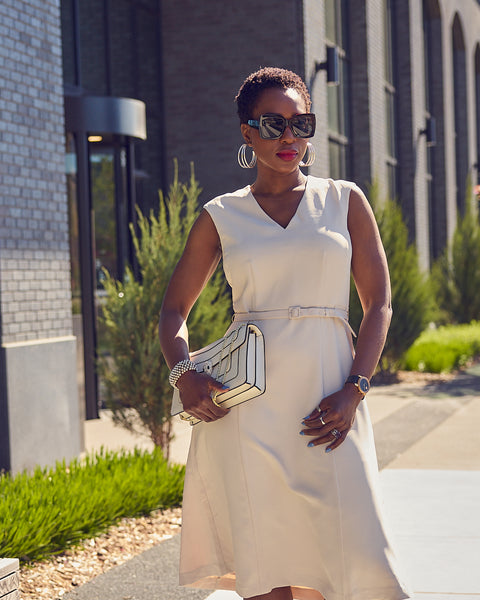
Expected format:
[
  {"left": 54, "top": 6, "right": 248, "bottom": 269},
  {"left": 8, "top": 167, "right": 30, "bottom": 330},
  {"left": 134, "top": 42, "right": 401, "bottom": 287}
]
[
  {"left": 238, "top": 143, "right": 257, "bottom": 168},
  {"left": 300, "top": 142, "right": 315, "bottom": 167}
]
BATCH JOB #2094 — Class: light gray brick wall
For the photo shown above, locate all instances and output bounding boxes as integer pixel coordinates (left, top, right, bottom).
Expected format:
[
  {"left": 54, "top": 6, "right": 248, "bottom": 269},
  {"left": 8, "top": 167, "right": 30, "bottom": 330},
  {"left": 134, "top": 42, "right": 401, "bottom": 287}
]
[
  {"left": 440, "top": 0, "right": 480, "bottom": 242},
  {"left": 0, "top": 0, "right": 72, "bottom": 343},
  {"left": 312, "top": 0, "right": 479, "bottom": 270}
]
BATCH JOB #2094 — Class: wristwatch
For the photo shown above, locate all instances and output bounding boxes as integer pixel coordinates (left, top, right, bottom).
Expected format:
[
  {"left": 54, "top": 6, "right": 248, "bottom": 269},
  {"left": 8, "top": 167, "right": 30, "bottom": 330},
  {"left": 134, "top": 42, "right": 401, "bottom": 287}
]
[{"left": 345, "top": 375, "right": 370, "bottom": 396}]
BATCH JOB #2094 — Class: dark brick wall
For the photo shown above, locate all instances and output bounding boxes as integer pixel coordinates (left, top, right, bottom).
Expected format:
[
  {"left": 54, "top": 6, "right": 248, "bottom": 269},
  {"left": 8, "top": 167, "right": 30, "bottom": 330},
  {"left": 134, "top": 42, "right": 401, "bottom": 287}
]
[{"left": 161, "top": 0, "right": 305, "bottom": 204}]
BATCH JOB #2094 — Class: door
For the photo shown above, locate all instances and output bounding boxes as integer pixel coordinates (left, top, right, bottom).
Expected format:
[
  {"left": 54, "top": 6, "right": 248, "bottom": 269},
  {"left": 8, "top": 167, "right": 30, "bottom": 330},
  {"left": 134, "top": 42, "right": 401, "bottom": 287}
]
[{"left": 67, "top": 132, "right": 137, "bottom": 419}]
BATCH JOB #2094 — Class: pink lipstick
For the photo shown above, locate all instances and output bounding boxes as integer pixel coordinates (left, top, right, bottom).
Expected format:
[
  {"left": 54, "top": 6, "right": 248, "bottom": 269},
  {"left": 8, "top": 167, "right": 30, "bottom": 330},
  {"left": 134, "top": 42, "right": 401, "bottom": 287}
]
[{"left": 277, "top": 150, "right": 298, "bottom": 161}]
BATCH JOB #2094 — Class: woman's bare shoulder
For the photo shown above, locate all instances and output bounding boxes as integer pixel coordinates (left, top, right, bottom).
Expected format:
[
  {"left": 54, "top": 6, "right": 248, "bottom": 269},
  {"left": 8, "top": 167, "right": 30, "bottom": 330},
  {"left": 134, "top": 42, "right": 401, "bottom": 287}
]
[{"left": 186, "top": 208, "right": 221, "bottom": 252}]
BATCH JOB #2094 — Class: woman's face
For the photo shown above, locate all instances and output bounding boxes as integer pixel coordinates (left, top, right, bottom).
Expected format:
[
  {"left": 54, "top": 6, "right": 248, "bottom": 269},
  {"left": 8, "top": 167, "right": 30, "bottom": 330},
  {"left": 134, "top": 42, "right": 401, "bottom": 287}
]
[{"left": 241, "top": 86, "right": 309, "bottom": 175}]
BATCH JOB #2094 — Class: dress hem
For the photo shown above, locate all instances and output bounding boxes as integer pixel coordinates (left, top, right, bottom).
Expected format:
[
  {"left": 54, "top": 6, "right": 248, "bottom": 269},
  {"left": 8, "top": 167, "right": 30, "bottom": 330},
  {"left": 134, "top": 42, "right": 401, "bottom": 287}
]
[{"left": 179, "top": 568, "right": 413, "bottom": 600}]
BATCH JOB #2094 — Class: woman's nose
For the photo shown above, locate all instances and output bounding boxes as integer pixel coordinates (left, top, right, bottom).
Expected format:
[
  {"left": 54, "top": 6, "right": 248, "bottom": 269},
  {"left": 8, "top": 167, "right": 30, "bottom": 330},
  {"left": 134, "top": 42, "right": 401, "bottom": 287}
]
[{"left": 281, "top": 125, "right": 295, "bottom": 141}]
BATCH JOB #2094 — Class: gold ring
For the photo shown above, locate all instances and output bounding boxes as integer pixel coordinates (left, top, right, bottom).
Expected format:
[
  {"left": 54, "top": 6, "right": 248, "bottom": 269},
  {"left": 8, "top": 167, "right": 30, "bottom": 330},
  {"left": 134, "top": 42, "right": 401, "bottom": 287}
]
[{"left": 211, "top": 393, "right": 221, "bottom": 407}]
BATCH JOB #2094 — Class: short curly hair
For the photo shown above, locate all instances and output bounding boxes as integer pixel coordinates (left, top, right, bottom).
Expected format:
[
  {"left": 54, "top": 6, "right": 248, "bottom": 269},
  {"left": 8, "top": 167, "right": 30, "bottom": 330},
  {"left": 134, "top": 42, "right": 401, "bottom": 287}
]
[{"left": 235, "top": 67, "right": 312, "bottom": 124}]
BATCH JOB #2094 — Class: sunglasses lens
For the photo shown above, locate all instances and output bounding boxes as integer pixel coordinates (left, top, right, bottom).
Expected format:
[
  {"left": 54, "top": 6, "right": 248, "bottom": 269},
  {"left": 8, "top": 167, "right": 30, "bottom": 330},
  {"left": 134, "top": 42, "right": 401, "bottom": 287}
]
[
  {"left": 259, "top": 116, "right": 287, "bottom": 139},
  {"left": 291, "top": 114, "right": 316, "bottom": 138},
  {"left": 258, "top": 114, "right": 316, "bottom": 139}
]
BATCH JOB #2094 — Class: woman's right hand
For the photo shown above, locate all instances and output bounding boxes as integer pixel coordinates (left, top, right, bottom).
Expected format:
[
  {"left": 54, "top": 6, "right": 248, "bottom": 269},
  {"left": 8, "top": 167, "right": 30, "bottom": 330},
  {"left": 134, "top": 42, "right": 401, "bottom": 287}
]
[{"left": 176, "top": 370, "right": 230, "bottom": 423}]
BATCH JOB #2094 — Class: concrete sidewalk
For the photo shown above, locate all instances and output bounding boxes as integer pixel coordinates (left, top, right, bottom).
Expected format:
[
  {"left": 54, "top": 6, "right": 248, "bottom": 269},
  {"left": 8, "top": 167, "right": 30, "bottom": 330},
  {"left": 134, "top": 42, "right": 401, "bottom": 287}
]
[{"left": 67, "top": 367, "right": 480, "bottom": 600}]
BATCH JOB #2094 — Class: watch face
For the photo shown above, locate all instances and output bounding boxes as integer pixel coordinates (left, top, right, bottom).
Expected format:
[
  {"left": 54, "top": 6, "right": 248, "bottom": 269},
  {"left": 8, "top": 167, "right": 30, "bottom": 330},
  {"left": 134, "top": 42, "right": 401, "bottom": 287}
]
[{"left": 358, "top": 377, "right": 370, "bottom": 393}]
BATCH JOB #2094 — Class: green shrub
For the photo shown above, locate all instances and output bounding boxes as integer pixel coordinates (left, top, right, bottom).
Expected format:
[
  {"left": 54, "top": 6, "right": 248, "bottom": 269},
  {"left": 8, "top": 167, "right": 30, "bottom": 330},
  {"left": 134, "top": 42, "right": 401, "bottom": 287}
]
[
  {"left": 431, "top": 184, "right": 480, "bottom": 324},
  {"left": 350, "top": 182, "right": 434, "bottom": 370},
  {"left": 98, "top": 161, "right": 231, "bottom": 456},
  {"left": 0, "top": 448, "right": 184, "bottom": 563},
  {"left": 404, "top": 321, "right": 480, "bottom": 373}
]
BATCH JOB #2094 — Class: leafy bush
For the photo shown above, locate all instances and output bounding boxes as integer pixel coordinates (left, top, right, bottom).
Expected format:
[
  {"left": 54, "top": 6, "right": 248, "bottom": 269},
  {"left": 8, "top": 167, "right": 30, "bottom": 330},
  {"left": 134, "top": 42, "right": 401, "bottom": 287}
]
[
  {"left": 0, "top": 448, "right": 184, "bottom": 563},
  {"left": 431, "top": 184, "right": 480, "bottom": 323},
  {"left": 350, "top": 182, "right": 434, "bottom": 370},
  {"left": 98, "top": 161, "right": 231, "bottom": 455},
  {"left": 404, "top": 321, "right": 480, "bottom": 373}
]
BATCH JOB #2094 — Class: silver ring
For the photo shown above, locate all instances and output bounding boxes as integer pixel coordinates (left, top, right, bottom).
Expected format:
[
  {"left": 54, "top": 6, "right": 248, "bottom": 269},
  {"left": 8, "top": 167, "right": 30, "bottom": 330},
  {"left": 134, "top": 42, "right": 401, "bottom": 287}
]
[
  {"left": 316, "top": 407, "right": 327, "bottom": 425},
  {"left": 331, "top": 428, "right": 341, "bottom": 440}
]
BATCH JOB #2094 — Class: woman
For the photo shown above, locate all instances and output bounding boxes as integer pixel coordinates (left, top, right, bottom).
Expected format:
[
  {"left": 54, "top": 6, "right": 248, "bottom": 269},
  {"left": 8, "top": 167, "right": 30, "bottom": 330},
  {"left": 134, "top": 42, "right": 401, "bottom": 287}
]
[{"left": 159, "top": 67, "right": 411, "bottom": 600}]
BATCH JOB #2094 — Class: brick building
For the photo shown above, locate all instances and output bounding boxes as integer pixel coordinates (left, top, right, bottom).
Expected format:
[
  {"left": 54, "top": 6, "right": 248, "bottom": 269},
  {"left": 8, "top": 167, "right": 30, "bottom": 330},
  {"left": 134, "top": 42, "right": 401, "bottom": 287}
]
[
  {"left": 1, "top": 0, "right": 479, "bottom": 471},
  {"left": 0, "top": 0, "right": 80, "bottom": 473}
]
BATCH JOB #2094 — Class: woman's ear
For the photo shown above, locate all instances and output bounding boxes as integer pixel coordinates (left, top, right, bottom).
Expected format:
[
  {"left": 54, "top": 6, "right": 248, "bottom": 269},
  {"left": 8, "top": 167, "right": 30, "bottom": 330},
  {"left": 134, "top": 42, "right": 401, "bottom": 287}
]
[{"left": 240, "top": 123, "right": 252, "bottom": 145}]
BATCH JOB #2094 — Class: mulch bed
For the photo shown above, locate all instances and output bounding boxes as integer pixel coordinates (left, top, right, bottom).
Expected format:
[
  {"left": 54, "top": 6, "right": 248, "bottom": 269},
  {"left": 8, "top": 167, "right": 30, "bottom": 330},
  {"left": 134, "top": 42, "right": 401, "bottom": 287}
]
[{"left": 19, "top": 508, "right": 182, "bottom": 600}]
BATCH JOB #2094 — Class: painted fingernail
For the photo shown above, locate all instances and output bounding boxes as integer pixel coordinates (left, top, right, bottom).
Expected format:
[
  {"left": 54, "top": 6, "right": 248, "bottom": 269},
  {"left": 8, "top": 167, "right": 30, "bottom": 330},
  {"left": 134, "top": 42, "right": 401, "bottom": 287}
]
[
  {"left": 299, "top": 431, "right": 305, "bottom": 436},
  {"left": 221, "top": 385, "right": 229, "bottom": 390},
  {"left": 325, "top": 447, "right": 332, "bottom": 453},
  {"left": 307, "top": 441, "right": 315, "bottom": 448}
]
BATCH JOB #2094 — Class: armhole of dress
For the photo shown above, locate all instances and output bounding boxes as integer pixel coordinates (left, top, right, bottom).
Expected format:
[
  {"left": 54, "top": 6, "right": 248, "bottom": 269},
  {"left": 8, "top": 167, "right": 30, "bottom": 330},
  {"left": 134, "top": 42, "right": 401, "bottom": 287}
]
[
  {"left": 201, "top": 205, "right": 221, "bottom": 247},
  {"left": 202, "top": 205, "right": 232, "bottom": 287},
  {"left": 345, "top": 183, "right": 357, "bottom": 225}
]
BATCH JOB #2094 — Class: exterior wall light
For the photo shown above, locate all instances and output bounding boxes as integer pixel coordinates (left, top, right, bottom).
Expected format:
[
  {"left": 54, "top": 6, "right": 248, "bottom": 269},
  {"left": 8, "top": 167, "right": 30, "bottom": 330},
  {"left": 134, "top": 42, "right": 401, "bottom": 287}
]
[
  {"left": 315, "top": 46, "right": 340, "bottom": 86},
  {"left": 420, "top": 116, "right": 437, "bottom": 147}
]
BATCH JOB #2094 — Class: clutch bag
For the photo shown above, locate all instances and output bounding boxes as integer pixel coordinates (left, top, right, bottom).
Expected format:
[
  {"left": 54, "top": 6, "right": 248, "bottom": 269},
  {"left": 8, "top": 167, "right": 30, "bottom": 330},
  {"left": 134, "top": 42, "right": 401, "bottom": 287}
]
[{"left": 170, "top": 323, "right": 265, "bottom": 425}]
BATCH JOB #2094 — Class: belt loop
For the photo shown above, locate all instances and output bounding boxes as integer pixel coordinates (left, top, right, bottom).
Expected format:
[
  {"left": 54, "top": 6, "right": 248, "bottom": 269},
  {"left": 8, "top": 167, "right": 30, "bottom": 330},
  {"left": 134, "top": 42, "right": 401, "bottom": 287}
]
[{"left": 288, "top": 306, "right": 301, "bottom": 319}]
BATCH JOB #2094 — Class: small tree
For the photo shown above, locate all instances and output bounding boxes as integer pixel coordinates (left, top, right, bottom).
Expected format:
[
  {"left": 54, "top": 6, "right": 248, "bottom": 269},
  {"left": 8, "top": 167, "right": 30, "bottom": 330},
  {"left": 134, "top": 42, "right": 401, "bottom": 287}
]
[
  {"left": 349, "top": 182, "right": 434, "bottom": 370},
  {"left": 431, "top": 181, "right": 480, "bottom": 323},
  {"left": 97, "top": 161, "right": 232, "bottom": 457}
]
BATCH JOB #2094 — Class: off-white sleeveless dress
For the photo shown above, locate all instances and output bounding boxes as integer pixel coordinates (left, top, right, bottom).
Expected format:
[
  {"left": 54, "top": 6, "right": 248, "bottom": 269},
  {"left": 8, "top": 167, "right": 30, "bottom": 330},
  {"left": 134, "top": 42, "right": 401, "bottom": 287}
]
[{"left": 179, "top": 176, "right": 411, "bottom": 600}]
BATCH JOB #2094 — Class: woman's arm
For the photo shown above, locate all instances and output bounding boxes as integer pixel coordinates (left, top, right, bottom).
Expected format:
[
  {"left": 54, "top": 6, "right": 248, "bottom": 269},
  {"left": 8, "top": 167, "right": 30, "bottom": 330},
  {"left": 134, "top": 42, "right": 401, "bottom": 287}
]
[
  {"left": 159, "top": 209, "right": 230, "bottom": 422},
  {"left": 301, "top": 187, "right": 392, "bottom": 450},
  {"left": 347, "top": 186, "right": 392, "bottom": 380}
]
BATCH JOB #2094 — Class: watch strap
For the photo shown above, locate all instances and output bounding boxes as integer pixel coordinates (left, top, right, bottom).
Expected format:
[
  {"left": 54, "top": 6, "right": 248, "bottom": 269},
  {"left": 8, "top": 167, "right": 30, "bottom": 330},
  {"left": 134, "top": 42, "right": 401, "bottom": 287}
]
[{"left": 345, "top": 374, "right": 370, "bottom": 395}]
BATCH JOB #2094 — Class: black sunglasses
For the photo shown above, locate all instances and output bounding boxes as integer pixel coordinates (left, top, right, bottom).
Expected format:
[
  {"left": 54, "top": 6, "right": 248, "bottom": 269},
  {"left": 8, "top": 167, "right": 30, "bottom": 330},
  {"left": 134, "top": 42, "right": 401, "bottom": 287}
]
[{"left": 247, "top": 113, "right": 316, "bottom": 140}]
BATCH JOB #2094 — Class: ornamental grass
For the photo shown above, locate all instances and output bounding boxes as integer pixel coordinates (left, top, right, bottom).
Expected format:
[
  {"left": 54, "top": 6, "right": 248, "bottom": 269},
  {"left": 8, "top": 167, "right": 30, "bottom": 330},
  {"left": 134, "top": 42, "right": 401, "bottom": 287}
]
[{"left": 0, "top": 448, "right": 184, "bottom": 563}]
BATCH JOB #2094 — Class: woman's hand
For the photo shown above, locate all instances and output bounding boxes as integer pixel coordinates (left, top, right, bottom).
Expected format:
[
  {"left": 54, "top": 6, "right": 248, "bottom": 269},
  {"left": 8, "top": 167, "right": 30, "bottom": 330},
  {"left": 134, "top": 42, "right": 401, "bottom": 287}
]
[
  {"left": 300, "top": 385, "right": 363, "bottom": 452},
  {"left": 177, "top": 370, "right": 230, "bottom": 423}
]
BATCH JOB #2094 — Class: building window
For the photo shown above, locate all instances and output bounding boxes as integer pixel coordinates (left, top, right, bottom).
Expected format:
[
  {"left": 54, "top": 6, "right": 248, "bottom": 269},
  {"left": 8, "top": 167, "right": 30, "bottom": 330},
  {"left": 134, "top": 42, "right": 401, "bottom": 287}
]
[
  {"left": 475, "top": 45, "right": 480, "bottom": 187},
  {"left": 325, "top": 0, "right": 350, "bottom": 180},
  {"left": 423, "top": 0, "right": 435, "bottom": 260},
  {"left": 452, "top": 14, "right": 469, "bottom": 213},
  {"left": 384, "top": 0, "right": 398, "bottom": 199},
  {"left": 422, "top": 0, "right": 446, "bottom": 260}
]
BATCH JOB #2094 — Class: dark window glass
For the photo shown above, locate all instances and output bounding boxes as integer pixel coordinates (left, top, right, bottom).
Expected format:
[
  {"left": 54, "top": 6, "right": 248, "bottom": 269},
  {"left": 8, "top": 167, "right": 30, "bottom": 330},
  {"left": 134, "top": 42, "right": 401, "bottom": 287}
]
[
  {"left": 452, "top": 15, "right": 468, "bottom": 213},
  {"left": 384, "top": 0, "right": 394, "bottom": 85},
  {"left": 326, "top": 0, "right": 350, "bottom": 179},
  {"left": 384, "top": 0, "right": 398, "bottom": 198},
  {"left": 386, "top": 163, "right": 396, "bottom": 200},
  {"left": 329, "top": 140, "right": 346, "bottom": 181},
  {"left": 325, "top": 0, "right": 337, "bottom": 44},
  {"left": 385, "top": 90, "right": 396, "bottom": 159},
  {"left": 475, "top": 47, "right": 480, "bottom": 185}
]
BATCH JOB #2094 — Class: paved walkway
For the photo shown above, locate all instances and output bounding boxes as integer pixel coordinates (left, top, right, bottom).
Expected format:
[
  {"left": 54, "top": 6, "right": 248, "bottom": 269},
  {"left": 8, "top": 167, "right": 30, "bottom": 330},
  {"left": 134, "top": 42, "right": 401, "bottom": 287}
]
[{"left": 66, "top": 366, "right": 480, "bottom": 600}]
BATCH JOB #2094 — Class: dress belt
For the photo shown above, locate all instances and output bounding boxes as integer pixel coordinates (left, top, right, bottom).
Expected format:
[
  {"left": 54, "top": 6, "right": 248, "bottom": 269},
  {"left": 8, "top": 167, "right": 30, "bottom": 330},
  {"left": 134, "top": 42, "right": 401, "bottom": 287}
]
[{"left": 233, "top": 306, "right": 356, "bottom": 336}]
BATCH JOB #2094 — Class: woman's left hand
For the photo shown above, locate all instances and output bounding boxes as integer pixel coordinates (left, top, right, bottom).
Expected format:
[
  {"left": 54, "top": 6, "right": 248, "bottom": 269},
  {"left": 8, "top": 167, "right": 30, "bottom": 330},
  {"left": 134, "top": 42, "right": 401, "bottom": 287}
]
[{"left": 300, "top": 385, "right": 363, "bottom": 452}]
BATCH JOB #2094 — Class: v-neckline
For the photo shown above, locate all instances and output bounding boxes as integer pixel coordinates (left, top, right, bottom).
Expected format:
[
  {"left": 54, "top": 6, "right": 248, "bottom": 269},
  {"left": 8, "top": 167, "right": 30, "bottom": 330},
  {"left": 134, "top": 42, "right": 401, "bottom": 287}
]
[{"left": 248, "top": 176, "right": 308, "bottom": 231}]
